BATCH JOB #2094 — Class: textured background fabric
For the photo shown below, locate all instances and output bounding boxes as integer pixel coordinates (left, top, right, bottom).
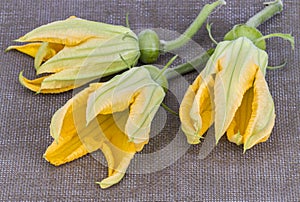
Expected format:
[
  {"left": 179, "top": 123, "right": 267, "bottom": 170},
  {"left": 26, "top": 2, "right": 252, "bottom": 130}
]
[{"left": 0, "top": 0, "right": 299, "bottom": 201}]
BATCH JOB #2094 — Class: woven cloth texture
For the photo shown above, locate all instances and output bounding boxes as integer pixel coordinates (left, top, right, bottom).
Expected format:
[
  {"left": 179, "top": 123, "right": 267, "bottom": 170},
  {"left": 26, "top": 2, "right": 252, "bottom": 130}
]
[{"left": 0, "top": 0, "right": 299, "bottom": 201}]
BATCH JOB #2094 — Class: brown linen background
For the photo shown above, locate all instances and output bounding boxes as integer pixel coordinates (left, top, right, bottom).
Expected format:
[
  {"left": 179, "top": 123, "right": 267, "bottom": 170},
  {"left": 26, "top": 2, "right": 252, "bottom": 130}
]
[{"left": 0, "top": 0, "right": 299, "bottom": 201}]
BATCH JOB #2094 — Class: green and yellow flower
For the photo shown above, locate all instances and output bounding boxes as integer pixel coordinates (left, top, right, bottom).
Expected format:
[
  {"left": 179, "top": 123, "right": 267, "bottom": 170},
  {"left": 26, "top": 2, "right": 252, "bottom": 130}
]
[
  {"left": 180, "top": 37, "right": 275, "bottom": 151},
  {"left": 44, "top": 66, "right": 166, "bottom": 188},
  {"left": 7, "top": 0, "right": 226, "bottom": 93},
  {"left": 7, "top": 16, "right": 140, "bottom": 93},
  {"left": 179, "top": 0, "right": 294, "bottom": 151}
]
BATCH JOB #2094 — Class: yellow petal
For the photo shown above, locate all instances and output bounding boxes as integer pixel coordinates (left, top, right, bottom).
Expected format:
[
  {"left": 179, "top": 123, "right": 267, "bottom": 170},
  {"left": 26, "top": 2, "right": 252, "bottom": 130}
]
[
  {"left": 34, "top": 42, "right": 64, "bottom": 69},
  {"left": 44, "top": 109, "right": 89, "bottom": 166},
  {"left": 227, "top": 86, "right": 254, "bottom": 145},
  {"left": 86, "top": 67, "right": 164, "bottom": 144},
  {"left": 20, "top": 68, "right": 101, "bottom": 94},
  {"left": 45, "top": 83, "right": 146, "bottom": 189},
  {"left": 86, "top": 68, "right": 155, "bottom": 122},
  {"left": 36, "top": 36, "right": 139, "bottom": 75},
  {"left": 44, "top": 85, "right": 101, "bottom": 164},
  {"left": 39, "top": 69, "right": 98, "bottom": 91},
  {"left": 6, "top": 42, "right": 64, "bottom": 59},
  {"left": 243, "top": 69, "right": 275, "bottom": 151},
  {"left": 19, "top": 71, "right": 76, "bottom": 94},
  {"left": 179, "top": 75, "right": 214, "bottom": 144},
  {"left": 95, "top": 112, "right": 139, "bottom": 189},
  {"left": 226, "top": 68, "right": 275, "bottom": 151},
  {"left": 6, "top": 43, "right": 42, "bottom": 58},
  {"left": 16, "top": 17, "right": 133, "bottom": 46},
  {"left": 125, "top": 83, "right": 165, "bottom": 143},
  {"left": 179, "top": 41, "right": 229, "bottom": 144},
  {"left": 214, "top": 37, "right": 268, "bottom": 143}
]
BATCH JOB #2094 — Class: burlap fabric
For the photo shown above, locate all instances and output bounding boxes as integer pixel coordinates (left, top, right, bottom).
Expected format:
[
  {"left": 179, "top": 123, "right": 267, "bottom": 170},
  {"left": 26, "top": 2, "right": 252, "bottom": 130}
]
[{"left": 0, "top": 0, "right": 299, "bottom": 201}]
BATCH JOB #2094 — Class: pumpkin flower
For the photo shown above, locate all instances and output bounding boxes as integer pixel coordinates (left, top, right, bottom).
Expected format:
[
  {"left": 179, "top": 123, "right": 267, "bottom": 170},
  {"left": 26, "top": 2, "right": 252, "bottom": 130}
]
[
  {"left": 7, "top": 16, "right": 140, "bottom": 93},
  {"left": 6, "top": 0, "right": 226, "bottom": 93},
  {"left": 179, "top": 0, "right": 294, "bottom": 151},
  {"left": 44, "top": 66, "right": 166, "bottom": 188},
  {"left": 180, "top": 37, "right": 275, "bottom": 151}
]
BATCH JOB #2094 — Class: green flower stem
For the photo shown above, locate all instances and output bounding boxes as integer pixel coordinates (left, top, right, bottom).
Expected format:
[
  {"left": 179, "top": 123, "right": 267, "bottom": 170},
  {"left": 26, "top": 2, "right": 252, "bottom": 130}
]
[
  {"left": 155, "top": 55, "right": 178, "bottom": 81},
  {"left": 161, "top": 0, "right": 226, "bottom": 53},
  {"left": 161, "top": 103, "right": 179, "bottom": 116},
  {"left": 246, "top": 0, "right": 283, "bottom": 28},
  {"left": 164, "top": 0, "right": 284, "bottom": 80},
  {"left": 164, "top": 49, "right": 213, "bottom": 80}
]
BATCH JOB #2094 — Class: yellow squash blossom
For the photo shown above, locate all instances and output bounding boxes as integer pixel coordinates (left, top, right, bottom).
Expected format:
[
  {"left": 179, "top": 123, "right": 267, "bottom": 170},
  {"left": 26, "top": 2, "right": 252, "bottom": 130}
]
[
  {"left": 7, "top": 16, "right": 140, "bottom": 93},
  {"left": 44, "top": 66, "right": 166, "bottom": 188},
  {"left": 179, "top": 37, "right": 276, "bottom": 151},
  {"left": 7, "top": 0, "right": 226, "bottom": 93}
]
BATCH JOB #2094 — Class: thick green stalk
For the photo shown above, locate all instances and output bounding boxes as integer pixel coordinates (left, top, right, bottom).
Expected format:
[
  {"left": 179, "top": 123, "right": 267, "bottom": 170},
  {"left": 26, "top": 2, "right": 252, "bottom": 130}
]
[
  {"left": 161, "top": 0, "right": 226, "bottom": 53},
  {"left": 246, "top": 0, "right": 283, "bottom": 28},
  {"left": 164, "top": 50, "right": 212, "bottom": 80},
  {"left": 165, "top": 0, "right": 285, "bottom": 80}
]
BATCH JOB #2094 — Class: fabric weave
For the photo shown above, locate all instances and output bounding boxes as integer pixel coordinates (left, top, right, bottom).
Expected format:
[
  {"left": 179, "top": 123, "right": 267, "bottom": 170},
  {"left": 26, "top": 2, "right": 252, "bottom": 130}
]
[{"left": 0, "top": 0, "right": 299, "bottom": 201}]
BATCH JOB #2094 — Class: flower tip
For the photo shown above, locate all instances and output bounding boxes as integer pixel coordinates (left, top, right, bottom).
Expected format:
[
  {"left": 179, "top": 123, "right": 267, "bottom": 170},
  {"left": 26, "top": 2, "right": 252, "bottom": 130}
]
[
  {"left": 189, "top": 139, "right": 201, "bottom": 145},
  {"left": 18, "top": 71, "right": 25, "bottom": 85},
  {"left": 43, "top": 153, "right": 49, "bottom": 162},
  {"left": 214, "top": 134, "right": 222, "bottom": 145},
  {"left": 243, "top": 140, "right": 255, "bottom": 153},
  {"left": 4, "top": 46, "right": 12, "bottom": 52},
  {"left": 243, "top": 145, "right": 250, "bottom": 153},
  {"left": 186, "top": 135, "right": 201, "bottom": 145},
  {"left": 220, "top": 0, "right": 226, "bottom": 5},
  {"left": 42, "top": 153, "right": 53, "bottom": 164},
  {"left": 96, "top": 180, "right": 117, "bottom": 189},
  {"left": 35, "top": 91, "right": 41, "bottom": 95},
  {"left": 43, "top": 152, "right": 59, "bottom": 166},
  {"left": 96, "top": 181, "right": 109, "bottom": 189},
  {"left": 95, "top": 181, "right": 102, "bottom": 186},
  {"left": 14, "top": 36, "right": 26, "bottom": 42},
  {"left": 68, "top": 16, "right": 77, "bottom": 19}
]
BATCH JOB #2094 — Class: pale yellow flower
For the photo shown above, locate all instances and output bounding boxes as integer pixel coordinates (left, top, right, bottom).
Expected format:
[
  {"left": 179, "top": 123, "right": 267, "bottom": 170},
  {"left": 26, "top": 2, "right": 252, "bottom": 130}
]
[
  {"left": 44, "top": 66, "right": 165, "bottom": 188},
  {"left": 7, "top": 16, "right": 139, "bottom": 93},
  {"left": 180, "top": 37, "right": 275, "bottom": 151}
]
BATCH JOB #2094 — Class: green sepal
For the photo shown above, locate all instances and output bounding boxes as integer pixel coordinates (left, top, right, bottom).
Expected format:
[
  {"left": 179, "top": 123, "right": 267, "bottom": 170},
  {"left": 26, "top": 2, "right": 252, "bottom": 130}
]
[
  {"left": 143, "top": 65, "right": 169, "bottom": 91},
  {"left": 206, "top": 23, "right": 218, "bottom": 45},
  {"left": 255, "top": 33, "right": 295, "bottom": 50},
  {"left": 224, "top": 24, "right": 266, "bottom": 50}
]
